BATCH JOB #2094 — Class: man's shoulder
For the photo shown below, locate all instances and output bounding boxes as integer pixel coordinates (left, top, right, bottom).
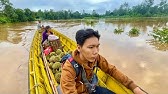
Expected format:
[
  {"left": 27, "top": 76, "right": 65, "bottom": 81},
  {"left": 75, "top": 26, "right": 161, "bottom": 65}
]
[
  {"left": 97, "top": 54, "right": 105, "bottom": 60},
  {"left": 62, "top": 59, "right": 74, "bottom": 69}
]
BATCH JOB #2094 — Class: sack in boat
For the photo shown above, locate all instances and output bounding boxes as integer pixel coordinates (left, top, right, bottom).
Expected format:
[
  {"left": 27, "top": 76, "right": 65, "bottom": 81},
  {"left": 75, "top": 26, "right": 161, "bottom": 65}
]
[
  {"left": 43, "top": 40, "right": 50, "bottom": 49},
  {"left": 49, "top": 39, "right": 62, "bottom": 52},
  {"left": 48, "top": 35, "right": 59, "bottom": 41}
]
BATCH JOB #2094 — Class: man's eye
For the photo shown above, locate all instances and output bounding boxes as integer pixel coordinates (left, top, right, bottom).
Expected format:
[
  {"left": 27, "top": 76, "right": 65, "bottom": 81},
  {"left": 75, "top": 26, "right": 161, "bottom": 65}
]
[{"left": 88, "top": 46, "right": 93, "bottom": 48}]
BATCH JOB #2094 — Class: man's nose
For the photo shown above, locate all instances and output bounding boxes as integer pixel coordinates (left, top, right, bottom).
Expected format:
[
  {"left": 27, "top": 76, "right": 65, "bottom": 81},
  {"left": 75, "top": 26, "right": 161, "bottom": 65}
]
[{"left": 93, "top": 47, "right": 99, "bottom": 55}]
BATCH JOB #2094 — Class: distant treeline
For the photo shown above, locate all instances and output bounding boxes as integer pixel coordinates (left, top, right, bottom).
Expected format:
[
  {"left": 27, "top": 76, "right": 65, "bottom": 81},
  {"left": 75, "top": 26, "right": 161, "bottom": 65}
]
[{"left": 0, "top": 0, "right": 168, "bottom": 23}]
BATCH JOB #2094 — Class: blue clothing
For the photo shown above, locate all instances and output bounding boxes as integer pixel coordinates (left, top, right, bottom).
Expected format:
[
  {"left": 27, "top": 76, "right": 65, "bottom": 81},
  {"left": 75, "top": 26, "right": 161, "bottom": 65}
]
[{"left": 56, "top": 85, "right": 115, "bottom": 94}]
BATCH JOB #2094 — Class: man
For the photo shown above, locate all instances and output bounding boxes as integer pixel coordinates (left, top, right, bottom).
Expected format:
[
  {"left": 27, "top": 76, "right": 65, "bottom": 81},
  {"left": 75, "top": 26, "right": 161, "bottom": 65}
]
[{"left": 60, "top": 29, "right": 146, "bottom": 94}]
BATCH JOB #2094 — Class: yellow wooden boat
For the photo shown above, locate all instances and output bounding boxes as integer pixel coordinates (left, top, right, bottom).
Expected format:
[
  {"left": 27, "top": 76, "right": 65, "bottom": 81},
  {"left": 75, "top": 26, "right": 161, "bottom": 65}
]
[{"left": 28, "top": 29, "right": 134, "bottom": 94}]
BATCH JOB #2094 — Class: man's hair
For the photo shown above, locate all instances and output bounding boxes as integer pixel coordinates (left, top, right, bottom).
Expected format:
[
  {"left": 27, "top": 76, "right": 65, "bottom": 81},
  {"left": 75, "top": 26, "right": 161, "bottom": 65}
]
[{"left": 75, "top": 29, "right": 100, "bottom": 46}]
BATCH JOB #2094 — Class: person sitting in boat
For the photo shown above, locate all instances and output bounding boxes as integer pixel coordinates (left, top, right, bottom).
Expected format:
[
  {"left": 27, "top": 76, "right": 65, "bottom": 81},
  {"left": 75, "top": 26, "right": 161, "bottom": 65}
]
[
  {"left": 60, "top": 29, "right": 147, "bottom": 94},
  {"left": 41, "top": 25, "right": 45, "bottom": 31},
  {"left": 42, "top": 25, "right": 53, "bottom": 44},
  {"left": 37, "top": 20, "right": 42, "bottom": 29},
  {"left": 41, "top": 25, "right": 53, "bottom": 49}
]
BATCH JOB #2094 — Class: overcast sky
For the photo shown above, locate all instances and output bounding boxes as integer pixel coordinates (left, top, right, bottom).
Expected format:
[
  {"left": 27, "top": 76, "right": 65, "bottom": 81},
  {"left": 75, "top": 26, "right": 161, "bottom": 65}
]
[{"left": 10, "top": 0, "right": 160, "bottom": 14}]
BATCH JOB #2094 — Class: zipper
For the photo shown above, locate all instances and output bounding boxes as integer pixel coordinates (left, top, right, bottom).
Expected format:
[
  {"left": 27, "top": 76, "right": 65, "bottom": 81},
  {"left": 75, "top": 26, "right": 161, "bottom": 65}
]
[{"left": 79, "top": 81, "right": 84, "bottom": 92}]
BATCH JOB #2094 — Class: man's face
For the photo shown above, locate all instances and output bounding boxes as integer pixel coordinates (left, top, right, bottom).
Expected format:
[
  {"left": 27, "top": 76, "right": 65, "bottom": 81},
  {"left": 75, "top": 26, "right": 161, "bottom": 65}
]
[{"left": 77, "top": 36, "right": 100, "bottom": 62}]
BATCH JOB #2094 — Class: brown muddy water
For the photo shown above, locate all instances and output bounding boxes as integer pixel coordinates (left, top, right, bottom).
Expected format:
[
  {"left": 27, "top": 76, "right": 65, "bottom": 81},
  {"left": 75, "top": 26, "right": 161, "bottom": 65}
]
[{"left": 0, "top": 19, "right": 168, "bottom": 94}]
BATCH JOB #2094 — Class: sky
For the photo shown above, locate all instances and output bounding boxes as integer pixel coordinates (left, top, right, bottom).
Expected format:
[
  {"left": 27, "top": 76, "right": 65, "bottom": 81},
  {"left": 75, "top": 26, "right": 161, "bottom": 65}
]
[{"left": 10, "top": 0, "right": 160, "bottom": 14}]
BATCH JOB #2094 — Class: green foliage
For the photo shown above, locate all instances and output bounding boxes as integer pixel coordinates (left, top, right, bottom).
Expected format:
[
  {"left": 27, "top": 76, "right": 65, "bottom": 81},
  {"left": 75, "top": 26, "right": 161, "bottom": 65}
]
[
  {"left": 0, "top": 16, "right": 9, "bottom": 23},
  {"left": 1, "top": 0, "right": 168, "bottom": 23},
  {"left": 0, "top": 0, "right": 35, "bottom": 23},
  {"left": 0, "top": 0, "right": 12, "bottom": 10},
  {"left": 83, "top": 19, "right": 98, "bottom": 27},
  {"left": 114, "top": 28, "right": 124, "bottom": 34},
  {"left": 3, "top": 5, "right": 18, "bottom": 22},
  {"left": 129, "top": 28, "right": 140, "bottom": 37},
  {"left": 151, "top": 28, "right": 168, "bottom": 43},
  {"left": 15, "top": 9, "right": 27, "bottom": 22},
  {"left": 24, "top": 8, "right": 35, "bottom": 21},
  {"left": 104, "top": 0, "right": 168, "bottom": 17}
]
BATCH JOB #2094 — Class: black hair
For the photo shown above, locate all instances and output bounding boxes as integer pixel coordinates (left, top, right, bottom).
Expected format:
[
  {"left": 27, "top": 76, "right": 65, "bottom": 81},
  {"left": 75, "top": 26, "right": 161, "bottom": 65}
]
[
  {"left": 45, "top": 25, "right": 51, "bottom": 30},
  {"left": 45, "top": 25, "right": 51, "bottom": 32},
  {"left": 75, "top": 28, "right": 100, "bottom": 46}
]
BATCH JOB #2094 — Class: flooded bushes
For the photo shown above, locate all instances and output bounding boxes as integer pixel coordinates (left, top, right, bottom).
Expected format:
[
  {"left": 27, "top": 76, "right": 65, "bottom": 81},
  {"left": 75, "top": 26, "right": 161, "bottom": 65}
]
[
  {"left": 114, "top": 28, "right": 124, "bottom": 34},
  {"left": 151, "top": 28, "right": 168, "bottom": 43},
  {"left": 129, "top": 27, "right": 140, "bottom": 37},
  {"left": 113, "top": 27, "right": 140, "bottom": 37}
]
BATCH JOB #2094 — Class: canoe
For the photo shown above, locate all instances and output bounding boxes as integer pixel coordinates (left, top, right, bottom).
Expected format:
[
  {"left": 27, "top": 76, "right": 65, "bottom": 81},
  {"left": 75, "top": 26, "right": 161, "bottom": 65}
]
[{"left": 28, "top": 29, "right": 134, "bottom": 94}]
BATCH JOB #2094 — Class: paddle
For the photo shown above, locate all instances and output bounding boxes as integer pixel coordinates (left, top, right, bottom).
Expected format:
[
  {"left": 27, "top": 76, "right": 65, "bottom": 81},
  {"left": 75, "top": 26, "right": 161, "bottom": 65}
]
[{"left": 139, "top": 87, "right": 148, "bottom": 94}]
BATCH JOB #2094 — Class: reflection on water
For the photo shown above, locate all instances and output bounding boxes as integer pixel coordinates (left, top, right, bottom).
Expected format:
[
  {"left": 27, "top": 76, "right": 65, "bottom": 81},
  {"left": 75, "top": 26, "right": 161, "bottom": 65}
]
[
  {"left": 113, "top": 28, "right": 124, "bottom": 34},
  {"left": 0, "top": 25, "right": 8, "bottom": 42},
  {"left": 52, "top": 18, "right": 168, "bottom": 51},
  {"left": 105, "top": 18, "right": 168, "bottom": 33},
  {"left": 147, "top": 39, "right": 168, "bottom": 51},
  {"left": 7, "top": 30, "right": 23, "bottom": 44},
  {"left": 82, "top": 19, "right": 99, "bottom": 27},
  {"left": 128, "top": 33, "right": 140, "bottom": 37}
]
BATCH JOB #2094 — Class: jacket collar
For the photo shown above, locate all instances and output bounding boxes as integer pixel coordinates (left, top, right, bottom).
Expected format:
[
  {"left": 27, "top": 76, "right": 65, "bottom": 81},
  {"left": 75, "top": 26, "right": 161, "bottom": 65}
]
[{"left": 72, "top": 49, "right": 97, "bottom": 70}]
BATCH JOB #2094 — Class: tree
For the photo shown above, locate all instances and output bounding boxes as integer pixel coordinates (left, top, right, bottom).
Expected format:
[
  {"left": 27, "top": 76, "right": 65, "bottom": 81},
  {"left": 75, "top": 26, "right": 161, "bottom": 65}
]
[
  {"left": 0, "top": 0, "right": 12, "bottom": 12},
  {"left": 105, "top": 10, "right": 111, "bottom": 16},
  {"left": 3, "top": 5, "right": 19, "bottom": 22},
  {"left": 72, "top": 11, "right": 81, "bottom": 18},
  {"left": 15, "top": 9, "right": 27, "bottom": 22},
  {"left": 36, "top": 9, "right": 44, "bottom": 19},
  {"left": 158, "top": 0, "right": 168, "bottom": 14},
  {"left": 92, "top": 10, "right": 99, "bottom": 17},
  {"left": 145, "top": 0, "right": 154, "bottom": 7},
  {"left": 24, "top": 8, "right": 35, "bottom": 21}
]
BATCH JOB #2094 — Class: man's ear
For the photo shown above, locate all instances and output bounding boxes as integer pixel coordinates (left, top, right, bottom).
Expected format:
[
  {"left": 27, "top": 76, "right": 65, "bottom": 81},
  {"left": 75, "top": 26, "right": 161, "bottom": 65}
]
[{"left": 77, "top": 44, "right": 81, "bottom": 52}]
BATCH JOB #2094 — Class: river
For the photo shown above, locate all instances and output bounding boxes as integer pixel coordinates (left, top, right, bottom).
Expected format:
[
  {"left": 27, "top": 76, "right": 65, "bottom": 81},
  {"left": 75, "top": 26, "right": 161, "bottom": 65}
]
[{"left": 0, "top": 19, "right": 168, "bottom": 94}]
